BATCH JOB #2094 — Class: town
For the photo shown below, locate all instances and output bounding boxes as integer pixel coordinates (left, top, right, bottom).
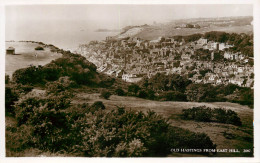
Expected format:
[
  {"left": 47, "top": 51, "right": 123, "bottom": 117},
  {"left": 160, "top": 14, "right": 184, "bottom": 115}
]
[{"left": 76, "top": 32, "right": 254, "bottom": 88}]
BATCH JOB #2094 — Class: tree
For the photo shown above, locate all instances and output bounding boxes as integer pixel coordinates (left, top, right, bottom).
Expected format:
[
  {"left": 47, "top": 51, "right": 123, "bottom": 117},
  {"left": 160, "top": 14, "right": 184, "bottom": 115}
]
[
  {"left": 100, "top": 90, "right": 111, "bottom": 100},
  {"left": 5, "top": 74, "right": 10, "bottom": 84},
  {"left": 199, "top": 69, "right": 211, "bottom": 77},
  {"left": 35, "top": 46, "right": 44, "bottom": 50},
  {"left": 89, "top": 101, "right": 106, "bottom": 113},
  {"left": 128, "top": 84, "right": 140, "bottom": 96},
  {"left": 115, "top": 88, "right": 125, "bottom": 96},
  {"left": 250, "top": 73, "right": 254, "bottom": 79},
  {"left": 138, "top": 90, "right": 148, "bottom": 98},
  {"left": 5, "top": 86, "right": 19, "bottom": 115},
  {"left": 164, "top": 91, "right": 187, "bottom": 101}
]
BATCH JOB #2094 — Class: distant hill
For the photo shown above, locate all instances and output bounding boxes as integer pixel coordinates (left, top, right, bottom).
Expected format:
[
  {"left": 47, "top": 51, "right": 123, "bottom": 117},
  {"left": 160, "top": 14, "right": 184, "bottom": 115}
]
[
  {"left": 95, "top": 29, "right": 121, "bottom": 32},
  {"left": 115, "top": 16, "right": 253, "bottom": 40}
]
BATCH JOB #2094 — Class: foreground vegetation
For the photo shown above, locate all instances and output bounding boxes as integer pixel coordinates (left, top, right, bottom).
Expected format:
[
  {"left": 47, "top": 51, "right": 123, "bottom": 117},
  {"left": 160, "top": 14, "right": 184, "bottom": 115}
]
[
  {"left": 6, "top": 88, "right": 216, "bottom": 156},
  {"left": 182, "top": 106, "right": 242, "bottom": 126},
  {"left": 133, "top": 73, "right": 253, "bottom": 108}
]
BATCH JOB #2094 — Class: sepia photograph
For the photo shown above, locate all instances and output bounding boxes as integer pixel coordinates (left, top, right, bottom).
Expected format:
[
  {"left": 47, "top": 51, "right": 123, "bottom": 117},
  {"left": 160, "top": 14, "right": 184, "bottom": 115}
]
[{"left": 1, "top": 0, "right": 260, "bottom": 161}]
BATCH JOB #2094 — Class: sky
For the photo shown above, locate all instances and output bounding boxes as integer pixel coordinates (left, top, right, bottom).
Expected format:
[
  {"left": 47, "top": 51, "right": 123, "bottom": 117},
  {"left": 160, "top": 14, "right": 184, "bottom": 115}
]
[
  {"left": 5, "top": 4, "right": 253, "bottom": 47},
  {"left": 6, "top": 4, "right": 253, "bottom": 30}
]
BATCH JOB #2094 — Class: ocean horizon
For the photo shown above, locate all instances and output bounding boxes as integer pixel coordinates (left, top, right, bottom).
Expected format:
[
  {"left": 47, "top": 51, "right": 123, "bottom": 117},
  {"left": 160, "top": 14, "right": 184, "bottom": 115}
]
[{"left": 6, "top": 27, "right": 119, "bottom": 51}]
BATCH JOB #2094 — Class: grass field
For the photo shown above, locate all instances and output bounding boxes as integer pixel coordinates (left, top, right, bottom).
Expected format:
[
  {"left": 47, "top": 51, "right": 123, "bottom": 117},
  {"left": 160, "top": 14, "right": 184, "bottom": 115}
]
[
  {"left": 73, "top": 92, "right": 254, "bottom": 157},
  {"left": 135, "top": 25, "right": 253, "bottom": 40},
  {"left": 5, "top": 42, "right": 62, "bottom": 77}
]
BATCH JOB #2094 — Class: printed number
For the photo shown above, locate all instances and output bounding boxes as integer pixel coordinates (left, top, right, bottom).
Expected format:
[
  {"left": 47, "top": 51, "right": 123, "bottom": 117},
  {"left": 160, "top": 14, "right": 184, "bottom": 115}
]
[{"left": 243, "top": 149, "right": 251, "bottom": 153}]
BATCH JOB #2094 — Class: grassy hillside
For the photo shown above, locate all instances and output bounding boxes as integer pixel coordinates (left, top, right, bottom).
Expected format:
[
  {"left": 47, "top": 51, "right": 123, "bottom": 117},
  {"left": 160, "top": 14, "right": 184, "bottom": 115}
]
[
  {"left": 135, "top": 25, "right": 253, "bottom": 40},
  {"left": 73, "top": 93, "right": 253, "bottom": 157},
  {"left": 116, "top": 16, "right": 253, "bottom": 40}
]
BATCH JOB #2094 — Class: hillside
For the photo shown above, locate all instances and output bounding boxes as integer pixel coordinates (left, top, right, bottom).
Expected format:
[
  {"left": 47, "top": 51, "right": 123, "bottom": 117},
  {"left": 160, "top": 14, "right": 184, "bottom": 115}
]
[
  {"left": 116, "top": 16, "right": 253, "bottom": 40},
  {"left": 73, "top": 93, "right": 253, "bottom": 157}
]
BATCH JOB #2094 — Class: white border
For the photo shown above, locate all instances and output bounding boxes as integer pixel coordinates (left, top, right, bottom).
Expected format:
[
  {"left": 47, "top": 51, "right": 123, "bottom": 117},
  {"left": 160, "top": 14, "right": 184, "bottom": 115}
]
[
  {"left": 1, "top": 0, "right": 259, "bottom": 163},
  {"left": 0, "top": 2, "right": 5, "bottom": 159}
]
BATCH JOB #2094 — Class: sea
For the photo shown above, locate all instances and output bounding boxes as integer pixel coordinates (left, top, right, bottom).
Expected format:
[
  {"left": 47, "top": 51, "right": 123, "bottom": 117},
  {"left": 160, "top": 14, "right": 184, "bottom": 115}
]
[
  {"left": 40, "top": 30, "right": 120, "bottom": 51},
  {"left": 6, "top": 20, "right": 120, "bottom": 52}
]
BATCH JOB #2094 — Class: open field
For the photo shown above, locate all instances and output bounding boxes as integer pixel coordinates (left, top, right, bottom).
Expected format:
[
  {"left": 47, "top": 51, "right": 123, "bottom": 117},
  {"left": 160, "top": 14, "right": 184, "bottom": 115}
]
[
  {"left": 5, "top": 42, "right": 62, "bottom": 77},
  {"left": 132, "top": 25, "right": 253, "bottom": 40},
  {"left": 73, "top": 93, "right": 253, "bottom": 157}
]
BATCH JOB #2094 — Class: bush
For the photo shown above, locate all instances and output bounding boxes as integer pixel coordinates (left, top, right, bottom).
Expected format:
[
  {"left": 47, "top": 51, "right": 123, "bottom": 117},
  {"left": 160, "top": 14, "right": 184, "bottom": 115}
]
[
  {"left": 100, "top": 90, "right": 111, "bottom": 100},
  {"left": 46, "top": 76, "right": 76, "bottom": 94},
  {"left": 13, "top": 92, "right": 75, "bottom": 152},
  {"left": 128, "top": 84, "right": 140, "bottom": 96},
  {"left": 115, "top": 88, "right": 125, "bottom": 96},
  {"left": 15, "top": 96, "right": 43, "bottom": 126},
  {"left": 10, "top": 95, "right": 216, "bottom": 156},
  {"left": 138, "top": 73, "right": 191, "bottom": 93},
  {"left": 12, "top": 66, "right": 44, "bottom": 85},
  {"left": 5, "top": 86, "right": 19, "bottom": 116},
  {"left": 166, "top": 126, "right": 216, "bottom": 154},
  {"left": 12, "top": 53, "right": 98, "bottom": 86},
  {"left": 71, "top": 107, "right": 216, "bottom": 157},
  {"left": 35, "top": 46, "right": 44, "bottom": 50},
  {"left": 89, "top": 101, "right": 105, "bottom": 113},
  {"left": 5, "top": 74, "right": 10, "bottom": 84},
  {"left": 5, "top": 83, "right": 34, "bottom": 116},
  {"left": 146, "top": 89, "right": 155, "bottom": 100},
  {"left": 14, "top": 91, "right": 72, "bottom": 126},
  {"left": 138, "top": 90, "right": 148, "bottom": 98},
  {"left": 6, "top": 124, "right": 34, "bottom": 153},
  {"left": 164, "top": 91, "right": 187, "bottom": 101},
  {"left": 182, "top": 106, "right": 242, "bottom": 126}
]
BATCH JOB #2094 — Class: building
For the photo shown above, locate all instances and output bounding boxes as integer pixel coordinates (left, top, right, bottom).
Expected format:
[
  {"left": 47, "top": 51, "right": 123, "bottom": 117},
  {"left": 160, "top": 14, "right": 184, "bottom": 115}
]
[
  {"left": 122, "top": 73, "right": 142, "bottom": 83},
  {"left": 6, "top": 47, "right": 15, "bottom": 55},
  {"left": 197, "top": 38, "right": 207, "bottom": 45},
  {"left": 219, "top": 43, "right": 226, "bottom": 51}
]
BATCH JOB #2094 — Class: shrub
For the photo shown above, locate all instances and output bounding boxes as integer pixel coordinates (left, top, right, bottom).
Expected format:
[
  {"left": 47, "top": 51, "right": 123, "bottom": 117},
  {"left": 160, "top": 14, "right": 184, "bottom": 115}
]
[
  {"left": 14, "top": 91, "right": 72, "bottom": 126},
  {"left": 12, "top": 66, "right": 44, "bottom": 85},
  {"left": 46, "top": 76, "right": 76, "bottom": 94},
  {"left": 128, "top": 84, "right": 140, "bottom": 96},
  {"left": 99, "top": 75, "right": 115, "bottom": 88},
  {"left": 100, "top": 90, "right": 111, "bottom": 100},
  {"left": 89, "top": 101, "right": 105, "bottom": 113},
  {"left": 166, "top": 126, "right": 216, "bottom": 154},
  {"left": 115, "top": 88, "right": 125, "bottom": 96},
  {"left": 10, "top": 96, "right": 216, "bottom": 156},
  {"left": 164, "top": 91, "right": 187, "bottom": 101},
  {"left": 12, "top": 53, "right": 98, "bottom": 86},
  {"left": 6, "top": 124, "right": 34, "bottom": 153},
  {"left": 29, "top": 106, "right": 72, "bottom": 152},
  {"left": 66, "top": 103, "right": 90, "bottom": 120},
  {"left": 138, "top": 90, "right": 148, "bottom": 98},
  {"left": 71, "top": 107, "right": 216, "bottom": 157},
  {"left": 5, "top": 86, "right": 19, "bottom": 116},
  {"left": 146, "top": 89, "right": 155, "bottom": 100},
  {"left": 5, "top": 74, "right": 10, "bottom": 84},
  {"left": 35, "top": 46, "right": 44, "bottom": 50},
  {"left": 13, "top": 92, "right": 75, "bottom": 152},
  {"left": 15, "top": 96, "right": 42, "bottom": 126},
  {"left": 72, "top": 108, "right": 170, "bottom": 156},
  {"left": 5, "top": 83, "right": 34, "bottom": 116},
  {"left": 182, "top": 106, "right": 242, "bottom": 126}
]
